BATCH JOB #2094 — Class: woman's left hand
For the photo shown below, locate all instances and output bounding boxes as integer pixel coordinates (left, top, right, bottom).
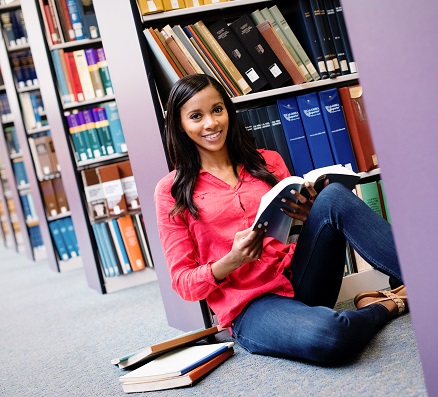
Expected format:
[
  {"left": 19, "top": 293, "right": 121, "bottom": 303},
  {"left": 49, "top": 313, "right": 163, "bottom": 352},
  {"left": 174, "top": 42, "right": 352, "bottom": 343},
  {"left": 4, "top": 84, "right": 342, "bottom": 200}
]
[{"left": 280, "top": 182, "right": 319, "bottom": 223}]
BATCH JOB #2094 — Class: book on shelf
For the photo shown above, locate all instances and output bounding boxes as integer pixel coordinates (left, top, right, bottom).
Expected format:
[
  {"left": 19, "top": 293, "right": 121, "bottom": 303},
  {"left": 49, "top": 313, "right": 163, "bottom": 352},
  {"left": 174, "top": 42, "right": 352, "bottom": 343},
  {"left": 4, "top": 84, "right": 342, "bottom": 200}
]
[
  {"left": 321, "top": 0, "right": 349, "bottom": 75},
  {"left": 252, "top": 18, "right": 307, "bottom": 85},
  {"left": 51, "top": 49, "right": 73, "bottom": 104},
  {"left": 236, "top": 109, "right": 255, "bottom": 146},
  {"left": 255, "top": 106, "right": 278, "bottom": 152},
  {"left": 40, "top": 179, "right": 60, "bottom": 217},
  {"left": 137, "top": 0, "right": 165, "bottom": 16},
  {"left": 42, "top": 0, "right": 63, "bottom": 45},
  {"left": 84, "top": 48, "right": 105, "bottom": 98},
  {"left": 255, "top": 7, "right": 311, "bottom": 83},
  {"left": 156, "top": 28, "right": 189, "bottom": 77},
  {"left": 12, "top": 158, "right": 28, "bottom": 186},
  {"left": 63, "top": 49, "right": 84, "bottom": 102},
  {"left": 264, "top": 104, "right": 295, "bottom": 175},
  {"left": 117, "top": 160, "right": 139, "bottom": 211},
  {"left": 48, "top": 219, "right": 70, "bottom": 261},
  {"left": 246, "top": 107, "right": 267, "bottom": 149},
  {"left": 277, "top": 96, "right": 314, "bottom": 177},
  {"left": 377, "top": 179, "right": 391, "bottom": 223},
  {"left": 192, "top": 20, "right": 252, "bottom": 95},
  {"left": 112, "top": 325, "right": 225, "bottom": 369},
  {"left": 107, "top": 218, "right": 132, "bottom": 274},
  {"left": 92, "top": 222, "right": 119, "bottom": 277},
  {"left": 96, "top": 48, "right": 114, "bottom": 96},
  {"left": 332, "top": 0, "right": 356, "bottom": 74},
  {"left": 268, "top": 5, "right": 320, "bottom": 82},
  {"left": 252, "top": 164, "right": 360, "bottom": 244},
  {"left": 102, "top": 102, "right": 128, "bottom": 154},
  {"left": 102, "top": 221, "right": 125, "bottom": 275},
  {"left": 160, "top": 25, "right": 202, "bottom": 75},
  {"left": 28, "top": 135, "right": 55, "bottom": 179},
  {"left": 207, "top": 19, "right": 268, "bottom": 93},
  {"left": 183, "top": 24, "right": 241, "bottom": 97},
  {"left": 308, "top": 0, "right": 340, "bottom": 77},
  {"left": 230, "top": 14, "right": 291, "bottom": 89},
  {"left": 75, "top": 0, "right": 100, "bottom": 39},
  {"left": 97, "top": 163, "right": 128, "bottom": 216},
  {"left": 318, "top": 87, "right": 358, "bottom": 172},
  {"left": 53, "top": 0, "right": 76, "bottom": 42},
  {"left": 120, "top": 346, "right": 234, "bottom": 393},
  {"left": 91, "top": 107, "right": 115, "bottom": 156},
  {"left": 76, "top": 110, "right": 103, "bottom": 159},
  {"left": 65, "top": 111, "right": 90, "bottom": 162},
  {"left": 162, "top": 0, "right": 185, "bottom": 11},
  {"left": 133, "top": 213, "right": 154, "bottom": 268},
  {"left": 52, "top": 177, "right": 69, "bottom": 213},
  {"left": 338, "top": 85, "right": 378, "bottom": 172},
  {"left": 66, "top": 0, "right": 86, "bottom": 40},
  {"left": 296, "top": 91, "right": 335, "bottom": 169},
  {"left": 116, "top": 215, "right": 146, "bottom": 272},
  {"left": 288, "top": 0, "right": 328, "bottom": 79},
  {"left": 62, "top": 216, "right": 79, "bottom": 254},
  {"left": 73, "top": 49, "right": 96, "bottom": 101},
  {"left": 356, "top": 181, "right": 384, "bottom": 218},
  {"left": 58, "top": 217, "right": 79, "bottom": 258}
]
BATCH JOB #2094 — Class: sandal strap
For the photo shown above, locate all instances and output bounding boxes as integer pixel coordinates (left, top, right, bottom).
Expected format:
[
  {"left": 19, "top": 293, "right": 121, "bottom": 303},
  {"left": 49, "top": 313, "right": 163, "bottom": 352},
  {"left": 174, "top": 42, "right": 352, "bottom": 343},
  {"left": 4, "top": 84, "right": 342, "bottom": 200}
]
[{"left": 380, "top": 290, "right": 406, "bottom": 314}]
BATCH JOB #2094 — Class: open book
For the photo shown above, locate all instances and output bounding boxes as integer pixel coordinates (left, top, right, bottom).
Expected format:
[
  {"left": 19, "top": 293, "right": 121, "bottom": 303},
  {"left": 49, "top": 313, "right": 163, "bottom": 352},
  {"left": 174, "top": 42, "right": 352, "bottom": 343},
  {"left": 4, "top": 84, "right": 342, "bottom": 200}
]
[
  {"left": 111, "top": 325, "right": 224, "bottom": 369},
  {"left": 252, "top": 165, "right": 360, "bottom": 244}
]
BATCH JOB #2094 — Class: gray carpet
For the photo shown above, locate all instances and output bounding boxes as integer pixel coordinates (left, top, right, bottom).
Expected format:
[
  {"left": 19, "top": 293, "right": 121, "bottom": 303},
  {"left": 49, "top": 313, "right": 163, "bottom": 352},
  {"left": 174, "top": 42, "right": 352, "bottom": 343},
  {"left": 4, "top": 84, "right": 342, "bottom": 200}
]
[{"left": 0, "top": 246, "right": 427, "bottom": 396}]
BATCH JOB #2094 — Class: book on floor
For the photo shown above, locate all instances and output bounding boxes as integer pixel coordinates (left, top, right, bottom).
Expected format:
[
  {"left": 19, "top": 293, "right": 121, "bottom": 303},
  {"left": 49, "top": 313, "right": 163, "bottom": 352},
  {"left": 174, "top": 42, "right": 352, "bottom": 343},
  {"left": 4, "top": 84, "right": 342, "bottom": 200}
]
[
  {"left": 252, "top": 164, "right": 360, "bottom": 244},
  {"left": 120, "top": 346, "right": 234, "bottom": 393},
  {"left": 111, "top": 325, "right": 224, "bottom": 369},
  {"left": 119, "top": 342, "right": 234, "bottom": 383}
]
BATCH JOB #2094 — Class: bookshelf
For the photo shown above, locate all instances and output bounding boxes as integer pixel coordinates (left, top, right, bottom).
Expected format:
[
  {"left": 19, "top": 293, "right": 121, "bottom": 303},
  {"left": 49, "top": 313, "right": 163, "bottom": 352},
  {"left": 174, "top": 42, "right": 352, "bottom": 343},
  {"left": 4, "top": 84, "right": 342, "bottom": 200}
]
[
  {"left": 0, "top": 0, "right": 85, "bottom": 267},
  {"left": 90, "top": 0, "right": 389, "bottom": 331},
  {"left": 19, "top": 0, "right": 157, "bottom": 293}
]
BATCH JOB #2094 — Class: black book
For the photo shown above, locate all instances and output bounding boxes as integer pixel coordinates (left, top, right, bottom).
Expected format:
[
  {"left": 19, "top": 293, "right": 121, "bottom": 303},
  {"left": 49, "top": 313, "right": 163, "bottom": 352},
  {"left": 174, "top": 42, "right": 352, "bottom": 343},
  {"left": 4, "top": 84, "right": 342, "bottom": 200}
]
[
  {"left": 332, "top": 0, "right": 357, "bottom": 74},
  {"left": 236, "top": 109, "right": 257, "bottom": 148},
  {"left": 309, "top": 0, "right": 340, "bottom": 77},
  {"left": 265, "top": 104, "right": 295, "bottom": 175},
  {"left": 247, "top": 107, "right": 267, "bottom": 149},
  {"left": 256, "top": 106, "right": 278, "bottom": 152},
  {"left": 288, "top": 0, "right": 329, "bottom": 79},
  {"left": 208, "top": 19, "right": 269, "bottom": 93},
  {"left": 322, "top": 0, "right": 349, "bottom": 75},
  {"left": 230, "top": 14, "right": 291, "bottom": 89}
]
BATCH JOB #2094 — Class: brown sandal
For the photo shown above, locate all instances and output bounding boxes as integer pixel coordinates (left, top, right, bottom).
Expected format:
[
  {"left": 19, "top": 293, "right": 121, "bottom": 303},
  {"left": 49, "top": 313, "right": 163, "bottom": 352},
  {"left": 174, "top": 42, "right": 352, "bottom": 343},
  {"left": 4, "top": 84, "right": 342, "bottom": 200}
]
[{"left": 354, "top": 285, "right": 407, "bottom": 316}]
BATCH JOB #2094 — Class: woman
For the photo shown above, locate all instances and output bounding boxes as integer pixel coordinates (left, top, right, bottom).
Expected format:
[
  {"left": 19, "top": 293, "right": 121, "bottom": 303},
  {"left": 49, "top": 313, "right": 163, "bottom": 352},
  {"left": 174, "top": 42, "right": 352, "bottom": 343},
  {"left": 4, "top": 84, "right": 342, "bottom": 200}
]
[{"left": 154, "top": 74, "right": 407, "bottom": 364}]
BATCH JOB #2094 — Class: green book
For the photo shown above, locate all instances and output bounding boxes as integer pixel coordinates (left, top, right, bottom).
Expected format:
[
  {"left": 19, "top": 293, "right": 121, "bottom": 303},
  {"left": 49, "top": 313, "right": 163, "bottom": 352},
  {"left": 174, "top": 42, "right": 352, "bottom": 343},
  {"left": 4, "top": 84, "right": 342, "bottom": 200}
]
[
  {"left": 359, "top": 181, "right": 384, "bottom": 218},
  {"left": 96, "top": 48, "right": 114, "bottom": 96},
  {"left": 378, "top": 179, "right": 391, "bottom": 223}
]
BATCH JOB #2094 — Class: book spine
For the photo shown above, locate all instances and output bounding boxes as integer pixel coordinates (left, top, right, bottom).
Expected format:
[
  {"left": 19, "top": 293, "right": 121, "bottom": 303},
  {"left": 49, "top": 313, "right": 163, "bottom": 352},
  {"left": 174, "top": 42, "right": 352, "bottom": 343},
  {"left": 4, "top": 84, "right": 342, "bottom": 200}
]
[
  {"left": 255, "top": 106, "right": 278, "bottom": 151},
  {"left": 84, "top": 48, "right": 105, "bottom": 98},
  {"left": 109, "top": 218, "right": 132, "bottom": 274},
  {"left": 117, "top": 215, "right": 146, "bottom": 272},
  {"left": 52, "top": 177, "right": 69, "bottom": 213},
  {"left": 51, "top": 49, "right": 72, "bottom": 103},
  {"left": 92, "top": 223, "right": 113, "bottom": 277},
  {"left": 76, "top": 0, "right": 100, "bottom": 39},
  {"left": 246, "top": 107, "right": 267, "bottom": 149},
  {"left": 102, "top": 102, "right": 128, "bottom": 154},
  {"left": 54, "top": 0, "right": 76, "bottom": 41},
  {"left": 91, "top": 107, "right": 115, "bottom": 156},
  {"left": 318, "top": 87, "right": 358, "bottom": 171},
  {"left": 77, "top": 109, "right": 103, "bottom": 158},
  {"left": 96, "top": 48, "right": 114, "bottom": 96},
  {"left": 65, "top": 111, "right": 89, "bottom": 162},
  {"left": 73, "top": 49, "right": 96, "bottom": 100},
  {"left": 207, "top": 19, "right": 268, "bottom": 93},
  {"left": 97, "top": 163, "right": 128, "bottom": 216},
  {"left": 276, "top": 97, "right": 314, "bottom": 177},
  {"left": 40, "top": 179, "right": 60, "bottom": 217},
  {"left": 296, "top": 92, "right": 335, "bottom": 168},
  {"left": 230, "top": 14, "right": 291, "bottom": 89},
  {"left": 81, "top": 168, "right": 108, "bottom": 220},
  {"left": 64, "top": 50, "right": 84, "bottom": 101},
  {"left": 66, "top": 0, "right": 85, "bottom": 40},
  {"left": 42, "top": 3, "right": 60, "bottom": 45},
  {"left": 268, "top": 5, "right": 320, "bottom": 81},
  {"left": 49, "top": 220, "right": 70, "bottom": 261}
]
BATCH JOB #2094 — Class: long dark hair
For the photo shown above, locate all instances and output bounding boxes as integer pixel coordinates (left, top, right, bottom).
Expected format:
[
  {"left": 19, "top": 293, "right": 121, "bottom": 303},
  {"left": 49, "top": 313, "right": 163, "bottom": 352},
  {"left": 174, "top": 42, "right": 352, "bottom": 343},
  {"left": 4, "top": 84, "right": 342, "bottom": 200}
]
[{"left": 164, "top": 74, "right": 278, "bottom": 218}]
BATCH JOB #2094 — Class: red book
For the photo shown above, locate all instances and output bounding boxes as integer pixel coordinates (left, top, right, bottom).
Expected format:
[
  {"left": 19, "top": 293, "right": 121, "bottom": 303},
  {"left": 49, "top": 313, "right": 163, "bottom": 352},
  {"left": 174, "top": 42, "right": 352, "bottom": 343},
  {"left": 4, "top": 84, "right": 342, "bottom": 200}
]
[
  {"left": 53, "top": 0, "right": 75, "bottom": 42},
  {"left": 338, "top": 85, "right": 378, "bottom": 172},
  {"left": 43, "top": 4, "right": 60, "bottom": 45},
  {"left": 64, "top": 51, "right": 84, "bottom": 102}
]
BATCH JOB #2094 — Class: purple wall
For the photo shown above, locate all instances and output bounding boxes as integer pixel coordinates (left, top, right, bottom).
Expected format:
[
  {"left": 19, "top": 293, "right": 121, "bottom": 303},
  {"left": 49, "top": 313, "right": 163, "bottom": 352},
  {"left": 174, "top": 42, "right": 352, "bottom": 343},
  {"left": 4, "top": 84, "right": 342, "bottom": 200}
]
[{"left": 342, "top": 1, "right": 437, "bottom": 394}]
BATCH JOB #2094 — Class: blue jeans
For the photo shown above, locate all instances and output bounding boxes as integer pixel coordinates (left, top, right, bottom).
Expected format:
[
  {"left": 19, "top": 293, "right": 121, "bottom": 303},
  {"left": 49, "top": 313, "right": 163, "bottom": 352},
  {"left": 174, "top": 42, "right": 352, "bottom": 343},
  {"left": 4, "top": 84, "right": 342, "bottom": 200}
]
[{"left": 231, "top": 183, "right": 403, "bottom": 364}]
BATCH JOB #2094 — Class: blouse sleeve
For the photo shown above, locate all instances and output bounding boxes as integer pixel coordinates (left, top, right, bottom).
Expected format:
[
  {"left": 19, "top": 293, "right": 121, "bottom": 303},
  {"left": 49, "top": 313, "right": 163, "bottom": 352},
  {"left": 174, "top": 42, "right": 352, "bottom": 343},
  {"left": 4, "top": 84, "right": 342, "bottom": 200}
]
[{"left": 154, "top": 177, "right": 226, "bottom": 302}]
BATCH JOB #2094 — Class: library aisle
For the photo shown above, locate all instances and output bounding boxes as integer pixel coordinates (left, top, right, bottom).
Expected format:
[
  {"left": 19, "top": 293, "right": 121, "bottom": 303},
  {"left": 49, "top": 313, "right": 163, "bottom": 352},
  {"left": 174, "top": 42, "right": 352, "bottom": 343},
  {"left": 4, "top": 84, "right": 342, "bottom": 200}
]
[{"left": 0, "top": 246, "right": 426, "bottom": 396}]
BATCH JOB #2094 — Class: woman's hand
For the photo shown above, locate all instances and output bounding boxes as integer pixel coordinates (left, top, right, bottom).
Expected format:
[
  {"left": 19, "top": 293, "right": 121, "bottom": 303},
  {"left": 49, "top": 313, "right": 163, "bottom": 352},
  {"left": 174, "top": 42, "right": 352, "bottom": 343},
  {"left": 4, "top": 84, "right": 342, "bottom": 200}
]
[
  {"left": 281, "top": 180, "right": 329, "bottom": 222},
  {"left": 211, "top": 226, "right": 266, "bottom": 282}
]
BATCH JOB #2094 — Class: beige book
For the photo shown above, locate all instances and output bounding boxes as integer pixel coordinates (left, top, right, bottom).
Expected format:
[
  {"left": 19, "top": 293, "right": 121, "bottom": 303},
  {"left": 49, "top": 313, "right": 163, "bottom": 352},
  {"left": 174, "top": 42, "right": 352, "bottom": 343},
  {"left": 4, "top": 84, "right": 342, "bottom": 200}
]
[
  {"left": 193, "top": 20, "right": 252, "bottom": 95},
  {"left": 73, "top": 50, "right": 96, "bottom": 101}
]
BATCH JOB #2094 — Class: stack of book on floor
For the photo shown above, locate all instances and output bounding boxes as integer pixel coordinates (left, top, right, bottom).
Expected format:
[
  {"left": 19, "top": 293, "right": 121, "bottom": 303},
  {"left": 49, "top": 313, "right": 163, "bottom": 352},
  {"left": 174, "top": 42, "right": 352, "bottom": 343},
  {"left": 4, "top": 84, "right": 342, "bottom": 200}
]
[{"left": 111, "top": 325, "right": 234, "bottom": 393}]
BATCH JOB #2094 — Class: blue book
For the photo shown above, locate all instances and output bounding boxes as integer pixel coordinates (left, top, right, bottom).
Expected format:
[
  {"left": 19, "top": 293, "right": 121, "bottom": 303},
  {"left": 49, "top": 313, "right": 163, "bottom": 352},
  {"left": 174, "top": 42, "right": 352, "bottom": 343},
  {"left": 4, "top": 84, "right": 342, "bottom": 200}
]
[
  {"left": 51, "top": 50, "right": 72, "bottom": 104},
  {"left": 318, "top": 88, "right": 358, "bottom": 172},
  {"left": 58, "top": 218, "right": 79, "bottom": 258},
  {"left": 97, "top": 222, "right": 120, "bottom": 277},
  {"left": 256, "top": 106, "right": 278, "bottom": 152},
  {"left": 49, "top": 220, "right": 70, "bottom": 261},
  {"left": 265, "top": 104, "right": 295, "bottom": 175},
  {"left": 246, "top": 108, "right": 267, "bottom": 149},
  {"left": 102, "top": 102, "right": 128, "bottom": 154},
  {"left": 29, "top": 225, "right": 44, "bottom": 249},
  {"left": 75, "top": 0, "right": 100, "bottom": 39},
  {"left": 109, "top": 218, "right": 132, "bottom": 274},
  {"left": 296, "top": 92, "right": 335, "bottom": 169},
  {"left": 66, "top": 0, "right": 86, "bottom": 40},
  {"left": 92, "top": 223, "right": 112, "bottom": 277},
  {"left": 12, "top": 159, "right": 28, "bottom": 185},
  {"left": 276, "top": 97, "right": 314, "bottom": 177},
  {"left": 63, "top": 217, "right": 80, "bottom": 255},
  {"left": 19, "top": 194, "right": 32, "bottom": 220}
]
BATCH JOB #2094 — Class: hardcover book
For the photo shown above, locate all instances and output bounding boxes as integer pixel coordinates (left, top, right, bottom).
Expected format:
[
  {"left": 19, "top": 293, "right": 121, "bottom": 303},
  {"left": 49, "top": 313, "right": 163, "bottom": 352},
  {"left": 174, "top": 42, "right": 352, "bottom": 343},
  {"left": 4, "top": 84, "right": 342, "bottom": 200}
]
[
  {"left": 52, "top": 177, "right": 69, "bottom": 213},
  {"left": 230, "top": 14, "right": 291, "bottom": 89},
  {"left": 118, "top": 160, "right": 139, "bottom": 211},
  {"left": 116, "top": 215, "right": 146, "bottom": 272},
  {"left": 252, "top": 165, "right": 360, "bottom": 244},
  {"left": 338, "top": 85, "right": 378, "bottom": 172},
  {"left": 97, "top": 163, "right": 128, "bottom": 216},
  {"left": 318, "top": 88, "right": 358, "bottom": 171},
  {"left": 112, "top": 325, "right": 224, "bottom": 369},
  {"left": 208, "top": 19, "right": 268, "bottom": 93},
  {"left": 296, "top": 91, "right": 335, "bottom": 168}
]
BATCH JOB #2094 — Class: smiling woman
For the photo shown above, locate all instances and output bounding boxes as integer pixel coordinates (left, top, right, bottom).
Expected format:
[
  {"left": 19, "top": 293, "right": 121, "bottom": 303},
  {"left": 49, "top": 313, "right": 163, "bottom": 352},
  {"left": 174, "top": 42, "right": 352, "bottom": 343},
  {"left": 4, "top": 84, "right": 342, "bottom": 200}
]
[{"left": 154, "top": 74, "right": 407, "bottom": 366}]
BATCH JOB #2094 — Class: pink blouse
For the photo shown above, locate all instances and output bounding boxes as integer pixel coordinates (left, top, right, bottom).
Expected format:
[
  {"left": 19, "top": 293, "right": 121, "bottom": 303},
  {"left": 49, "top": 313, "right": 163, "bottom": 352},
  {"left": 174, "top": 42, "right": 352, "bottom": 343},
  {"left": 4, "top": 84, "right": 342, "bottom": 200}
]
[{"left": 154, "top": 150, "right": 296, "bottom": 327}]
